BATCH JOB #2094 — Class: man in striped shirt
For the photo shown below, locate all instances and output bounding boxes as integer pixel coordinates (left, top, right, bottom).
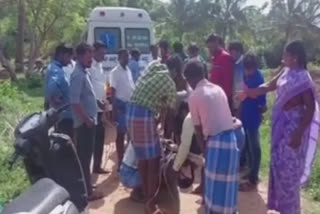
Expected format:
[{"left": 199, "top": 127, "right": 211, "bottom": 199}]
[{"left": 127, "top": 58, "right": 177, "bottom": 214}]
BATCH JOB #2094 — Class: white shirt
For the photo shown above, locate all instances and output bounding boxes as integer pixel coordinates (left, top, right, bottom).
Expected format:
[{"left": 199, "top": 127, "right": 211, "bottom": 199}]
[
  {"left": 235, "top": 55, "right": 244, "bottom": 64},
  {"left": 63, "top": 60, "right": 76, "bottom": 82},
  {"left": 176, "top": 85, "right": 192, "bottom": 103},
  {"left": 110, "top": 64, "right": 135, "bottom": 102},
  {"left": 173, "top": 113, "right": 195, "bottom": 171},
  {"left": 173, "top": 113, "right": 241, "bottom": 171},
  {"left": 90, "top": 59, "right": 107, "bottom": 111},
  {"left": 189, "top": 79, "right": 233, "bottom": 138}
]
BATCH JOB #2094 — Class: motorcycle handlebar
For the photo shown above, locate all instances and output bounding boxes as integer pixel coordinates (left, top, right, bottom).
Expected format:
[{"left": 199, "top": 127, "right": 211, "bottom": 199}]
[
  {"left": 56, "top": 104, "right": 69, "bottom": 114},
  {"left": 45, "top": 104, "right": 70, "bottom": 128}
]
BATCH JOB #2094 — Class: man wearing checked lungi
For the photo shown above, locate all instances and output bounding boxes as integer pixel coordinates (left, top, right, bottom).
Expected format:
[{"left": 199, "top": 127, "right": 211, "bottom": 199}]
[
  {"left": 184, "top": 61, "right": 239, "bottom": 214},
  {"left": 126, "top": 58, "right": 177, "bottom": 214}
]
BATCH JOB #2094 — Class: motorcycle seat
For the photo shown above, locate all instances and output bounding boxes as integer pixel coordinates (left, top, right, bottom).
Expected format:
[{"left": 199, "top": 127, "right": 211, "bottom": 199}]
[{"left": 2, "top": 178, "right": 70, "bottom": 214}]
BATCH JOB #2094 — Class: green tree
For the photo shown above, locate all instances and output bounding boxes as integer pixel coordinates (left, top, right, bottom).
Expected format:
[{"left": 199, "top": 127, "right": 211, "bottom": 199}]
[
  {"left": 269, "top": 0, "right": 320, "bottom": 43},
  {"left": 211, "top": 0, "right": 253, "bottom": 41},
  {"left": 16, "top": 0, "right": 25, "bottom": 73},
  {"left": 0, "top": 1, "right": 18, "bottom": 59},
  {"left": 152, "top": 0, "right": 214, "bottom": 42},
  {"left": 25, "top": 0, "right": 83, "bottom": 75},
  {"left": 0, "top": 0, "right": 18, "bottom": 80}
]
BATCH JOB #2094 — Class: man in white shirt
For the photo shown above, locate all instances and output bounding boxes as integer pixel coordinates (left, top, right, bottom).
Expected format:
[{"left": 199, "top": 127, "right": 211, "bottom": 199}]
[
  {"left": 90, "top": 42, "right": 108, "bottom": 174},
  {"left": 110, "top": 49, "right": 135, "bottom": 168}
]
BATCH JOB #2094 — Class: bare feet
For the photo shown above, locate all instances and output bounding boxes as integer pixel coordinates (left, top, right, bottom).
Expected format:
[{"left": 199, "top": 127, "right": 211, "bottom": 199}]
[
  {"left": 195, "top": 198, "right": 204, "bottom": 205},
  {"left": 239, "top": 181, "right": 257, "bottom": 192},
  {"left": 93, "top": 168, "right": 110, "bottom": 174},
  {"left": 130, "top": 187, "right": 146, "bottom": 203},
  {"left": 88, "top": 190, "right": 104, "bottom": 201},
  {"left": 192, "top": 185, "right": 203, "bottom": 195},
  {"left": 267, "top": 210, "right": 280, "bottom": 214},
  {"left": 145, "top": 200, "right": 158, "bottom": 214},
  {"left": 145, "top": 203, "right": 166, "bottom": 214}
]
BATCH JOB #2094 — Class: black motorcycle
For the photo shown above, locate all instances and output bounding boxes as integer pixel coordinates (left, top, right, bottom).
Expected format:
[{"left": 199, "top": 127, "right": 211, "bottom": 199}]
[
  {"left": 2, "top": 178, "right": 80, "bottom": 214},
  {"left": 3, "top": 106, "right": 87, "bottom": 213}
]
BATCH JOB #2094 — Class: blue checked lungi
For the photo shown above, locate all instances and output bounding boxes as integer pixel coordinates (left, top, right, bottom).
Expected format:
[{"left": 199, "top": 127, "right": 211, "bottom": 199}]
[
  {"left": 119, "top": 143, "right": 141, "bottom": 188},
  {"left": 205, "top": 130, "right": 240, "bottom": 214},
  {"left": 126, "top": 103, "right": 161, "bottom": 160},
  {"left": 115, "top": 98, "right": 128, "bottom": 133},
  {"left": 234, "top": 126, "right": 245, "bottom": 152},
  {"left": 119, "top": 163, "right": 141, "bottom": 188}
]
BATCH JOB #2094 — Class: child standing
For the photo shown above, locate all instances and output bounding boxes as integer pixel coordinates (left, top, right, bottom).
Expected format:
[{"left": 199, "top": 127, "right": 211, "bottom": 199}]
[{"left": 240, "top": 52, "right": 266, "bottom": 191}]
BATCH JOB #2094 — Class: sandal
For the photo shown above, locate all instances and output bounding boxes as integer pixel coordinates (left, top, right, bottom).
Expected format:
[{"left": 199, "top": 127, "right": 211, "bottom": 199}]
[{"left": 239, "top": 181, "right": 257, "bottom": 192}]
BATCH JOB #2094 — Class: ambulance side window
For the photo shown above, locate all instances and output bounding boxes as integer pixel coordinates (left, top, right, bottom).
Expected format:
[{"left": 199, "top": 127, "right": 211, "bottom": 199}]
[{"left": 125, "top": 28, "right": 150, "bottom": 54}]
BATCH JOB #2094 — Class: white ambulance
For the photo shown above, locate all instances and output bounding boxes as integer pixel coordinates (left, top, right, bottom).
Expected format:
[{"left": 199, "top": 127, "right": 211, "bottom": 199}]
[{"left": 86, "top": 7, "right": 154, "bottom": 74}]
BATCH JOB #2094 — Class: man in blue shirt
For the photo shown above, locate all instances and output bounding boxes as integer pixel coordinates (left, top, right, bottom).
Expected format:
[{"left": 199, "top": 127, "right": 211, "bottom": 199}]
[
  {"left": 45, "top": 44, "right": 73, "bottom": 138},
  {"left": 128, "top": 49, "right": 141, "bottom": 83},
  {"left": 70, "top": 43, "right": 102, "bottom": 201},
  {"left": 240, "top": 52, "right": 266, "bottom": 191}
]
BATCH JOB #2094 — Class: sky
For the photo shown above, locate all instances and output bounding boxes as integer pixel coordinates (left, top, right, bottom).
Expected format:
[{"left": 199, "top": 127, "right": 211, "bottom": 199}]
[
  {"left": 159, "top": 0, "right": 271, "bottom": 8},
  {"left": 246, "top": 0, "right": 270, "bottom": 8}
]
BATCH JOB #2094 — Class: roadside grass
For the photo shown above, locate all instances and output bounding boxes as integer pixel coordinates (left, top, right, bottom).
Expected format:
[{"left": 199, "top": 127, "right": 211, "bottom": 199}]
[{"left": 0, "top": 76, "right": 43, "bottom": 204}]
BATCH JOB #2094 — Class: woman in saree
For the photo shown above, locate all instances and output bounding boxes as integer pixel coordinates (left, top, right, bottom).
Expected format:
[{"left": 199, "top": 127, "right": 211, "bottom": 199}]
[{"left": 238, "top": 40, "right": 319, "bottom": 214}]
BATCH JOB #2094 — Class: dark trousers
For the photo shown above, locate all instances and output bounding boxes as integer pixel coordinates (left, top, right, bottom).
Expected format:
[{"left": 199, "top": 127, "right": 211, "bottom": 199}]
[
  {"left": 75, "top": 124, "right": 96, "bottom": 196},
  {"left": 56, "top": 118, "right": 74, "bottom": 139},
  {"left": 241, "top": 128, "right": 261, "bottom": 184},
  {"left": 93, "top": 112, "right": 105, "bottom": 171}
]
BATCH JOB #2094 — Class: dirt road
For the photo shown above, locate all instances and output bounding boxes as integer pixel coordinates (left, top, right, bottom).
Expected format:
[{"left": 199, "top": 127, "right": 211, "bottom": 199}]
[
  {"left": 89, "top": 124, "right": 268, "bottom": 214},
  {"left": 88, "top": 124, "right": 317, "bottom": 214},
  {"left": 88, "top": 142, "right": 268, "bottom": 214}
]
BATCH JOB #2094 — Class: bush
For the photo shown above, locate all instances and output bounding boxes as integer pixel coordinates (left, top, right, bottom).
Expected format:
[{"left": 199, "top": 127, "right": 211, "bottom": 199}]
[
  {"left": 306, "top": 152, "right": 320, "bottom": 201},
  {"left": 263, "top": 40, "right": 285, "bottom": 69},
  {"left": 25, "top": 73, "right": 43, "bottom": 89},
  {"left": 0, "top": 81, "right": 19, "bottom": 99},
  {"left": 0, "top": 85, "right": 29, "bottom": 204},
  {"left": 0, "top": 79, "right": 43, "bottom": 205}
]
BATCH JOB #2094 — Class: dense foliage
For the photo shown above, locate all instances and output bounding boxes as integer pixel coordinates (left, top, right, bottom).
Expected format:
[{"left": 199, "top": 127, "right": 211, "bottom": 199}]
[
  {"left": 0, "top": 0, "right": 320, "bottom": 73},
  {"left": 0, "top": 77, "right": 43, "bottom": 204}
]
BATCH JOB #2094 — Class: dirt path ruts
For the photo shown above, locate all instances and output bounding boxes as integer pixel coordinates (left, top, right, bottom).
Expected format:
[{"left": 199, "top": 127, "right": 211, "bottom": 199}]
[{"left": 89, "top": 124, "right": 318, "bottom": 214}]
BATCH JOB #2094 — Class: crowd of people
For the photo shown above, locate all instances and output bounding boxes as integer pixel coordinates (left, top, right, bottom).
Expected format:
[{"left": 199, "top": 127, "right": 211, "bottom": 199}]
[{"left": 44, "top": 34, "right": 319, "bottom": 214}]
